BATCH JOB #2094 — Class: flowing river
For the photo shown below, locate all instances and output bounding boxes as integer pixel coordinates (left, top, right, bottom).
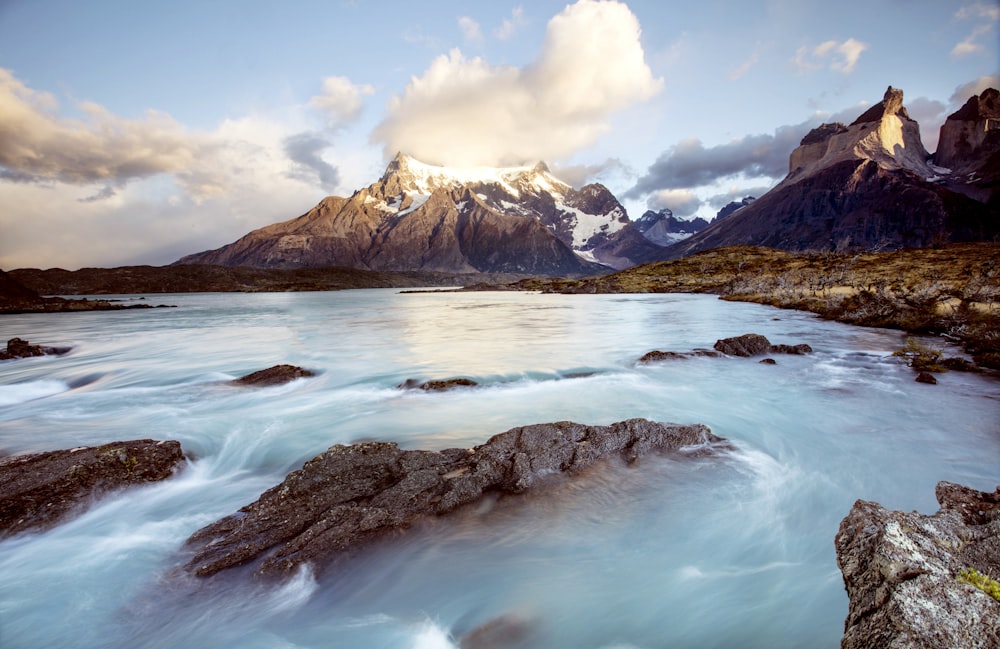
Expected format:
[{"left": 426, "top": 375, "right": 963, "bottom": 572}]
[{"left": 0, "top": 290, "right": 997, "bottom": 648}]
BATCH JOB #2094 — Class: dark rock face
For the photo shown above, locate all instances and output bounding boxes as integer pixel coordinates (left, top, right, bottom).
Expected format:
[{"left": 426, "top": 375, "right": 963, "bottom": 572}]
[
  {"left": 184, "top": 419, "right": 724, "bottom": 578},
  {"left": 0, "top": 337, "right": 71, "bottom": 361},
  {"left": 835, "top": 482, "right": 1000, "bottom": 649},
  {"left": 713, "top": 334, "right": 812, "bottom": 357},
  {"left": 231, "top": 364, "right": 316, "bottom": 387},
  {"left": 658, "top": 87, "right": 999, "bottom": 259},
  {"left": 936, "top": 88, "right": 1000, "bottom": 173},
  {"left": 0, "top": 440, "right": 185, "bottom": 538}
]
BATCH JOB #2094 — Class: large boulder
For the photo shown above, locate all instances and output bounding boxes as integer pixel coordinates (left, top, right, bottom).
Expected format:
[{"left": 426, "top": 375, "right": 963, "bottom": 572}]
[
  {"left": 0, "top": 440, "right": 185, "bottom": 538},
  {"left": 835, "top": 482, "right": 1000, "bottom": 649},
  {"left": 185, "top": 419, "right": 725, "bottom": 578}
]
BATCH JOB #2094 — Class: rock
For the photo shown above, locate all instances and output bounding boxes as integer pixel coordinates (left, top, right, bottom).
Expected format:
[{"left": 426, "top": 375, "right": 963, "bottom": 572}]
[
  {"left": 713, "top": 334, "right": 812, "bottom": 357},
  {"left": 935, "top": 88, "right": 1000, "bottom": 173},
  {"left": 0, "top": 440, "right": 185, "bottom": 538},
  {"left": 184, "top": 418, "right": 725, "bottom": 578},
  {"left": 714, "top": 334, "right": 772, "bottom": 356},
  {"left": 835, "top": 481, "right": 1000, "bottom": 649},
  {"left": 231, "top": 364, "right": 315, "bottom": 387},
  {"left": 915, "top": 371, "right": 937, "bottom": 384},
  {"left": 638, "top": 350, "right": 688, "bottom": 363},
  {"left": 759, "top": 358, "right": 776, "bottom": 365},
  {"left": 0, "top": 337, "right": 71, "bottom": 361},
  {"left": 398, "top": 377, "right": 479, "bottom": 391},
  {"left": 459, "top": 614, "right": 535, "bottom": 649}
]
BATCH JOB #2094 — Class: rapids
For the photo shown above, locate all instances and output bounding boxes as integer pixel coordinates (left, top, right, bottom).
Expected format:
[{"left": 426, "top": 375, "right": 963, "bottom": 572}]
[{"left": 0, "top": 290, "right": 997, "bottom": 648}]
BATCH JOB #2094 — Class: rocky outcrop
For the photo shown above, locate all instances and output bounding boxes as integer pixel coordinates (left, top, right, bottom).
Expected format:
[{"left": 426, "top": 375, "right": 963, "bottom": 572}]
[
  {"left": 633, "top": 209, "right": 710, "bottom": 246},
  {"left": 0, "top": 337, "right": 71, "bottom": 361},
  {"left": 176, "top": 153, "right": 629, "bottom": 275},
  {"left": 639, "top": 334, "right": 811, "bottom": 363},
  {"left": 0, "top": 440, "right": 185, "bottom": 538},
  {"left": 659, "top": 87, "right": 999, "bottom": 259},
  {"left": 231, "top": 364, "right": 316, "bottom": 387},
  {"left": 835, "top": 482, "right": 1000, "bottom": 649},
  {"left": 1, "top": 268, "right": 163, "bottom": 314},
  {"left": 935, "top": 88, "right": 1000, "bottom": 174},
  {"left": 184, "top": 419, "right": 724, "bottom": 578}
]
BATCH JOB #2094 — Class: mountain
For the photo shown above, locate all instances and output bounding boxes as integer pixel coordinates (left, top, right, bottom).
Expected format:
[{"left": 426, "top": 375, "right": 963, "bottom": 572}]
[
  {"left": 177, "top": 154, "right": 634, "bottom": 275},
  {"left": 933, "top": 87, "right": 1000, "bottom": 205},
  {"left": 659, "top": 87, "right": 999, "bottom": 259},
  {"left": 714, "top": 196, "right": 756, "bottom": 222},
  {"left": 633, "top": 209, "right": 710, "bottom": 246}
]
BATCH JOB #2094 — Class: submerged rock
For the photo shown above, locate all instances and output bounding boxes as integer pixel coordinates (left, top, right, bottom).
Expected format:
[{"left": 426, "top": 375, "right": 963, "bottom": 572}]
[
  {"left": 398, "top": 377, "right": 480, "bottom": 391},
  {"left": 0, "top": 439, "right": 185, "bottom": 538},
  {"left": 231, "top": 364, "right": 316, "bottom": 387},
  {"left": 184, "top": 418, "right": 725, "bottom": 578},
  {"left": 835, "top": 481, "right": 1000, "bottom": 649},
  {"left": 915, "top": 371, "right": 938, "bottom": 384},
  {"left": 0, "top": 337, "right": 71, "bottom": 361}
]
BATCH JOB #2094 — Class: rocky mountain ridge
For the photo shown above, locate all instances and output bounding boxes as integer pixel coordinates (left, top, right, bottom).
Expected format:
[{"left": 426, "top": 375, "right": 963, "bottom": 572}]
[
  {"left": 659, "top": 86, "right": 999, "bottom": 258},
  {"left": 177, "top": 153, "right": 634, "bottom": 275}
]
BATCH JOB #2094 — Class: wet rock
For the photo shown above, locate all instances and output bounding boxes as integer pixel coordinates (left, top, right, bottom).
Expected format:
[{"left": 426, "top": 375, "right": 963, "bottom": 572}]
[
  {"left": 915, "top": 371, "right": 938, "bottom": 384},
  {"left": 231, "top": 364, "right": 315, "bottom": 387},
  {"left": 637, "top": 350, "right": 689, "bottom": 363},
  {"left": 0, "top": 439, "right": 185, "bottom": 538},
  {"left": 714, "top": 333, "right": 773, "bottom": 356},
  {"left": 398, "top": 377, "right": 479, "bottom": 391},
  {"left": 835, "top": 481, "right": 1000, "bottom": 649},
  {"left": 0, "top": 337, "right": 71, "bottom": 361},
  {"left": 184, "top": 419, "right": 725, "bottom": 578},
  {"left": 640, "top": 334, "right": 810, "bottom": 364},
  {"left": 759, "top": 358, "right": 777, "bottom": 365},
  {"left": 459, "top": 614, "right": 535, "bottom": 649}
]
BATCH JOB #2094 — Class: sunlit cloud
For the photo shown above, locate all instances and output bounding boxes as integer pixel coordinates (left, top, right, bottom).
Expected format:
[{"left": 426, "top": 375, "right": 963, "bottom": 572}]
[
  {"left": 309, "top": 76, "right": 375, "bottom": 128},
  {"left": 371, "top": 0, "right": 662, "bottom": 167}
]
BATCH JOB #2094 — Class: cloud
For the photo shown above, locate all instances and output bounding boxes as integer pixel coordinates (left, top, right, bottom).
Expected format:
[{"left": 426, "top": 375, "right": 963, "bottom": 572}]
[
  {"left": 494, "top": 6, "right": 526, "bottom": 40},
  {"left": 371, "top": 0, "right": 662, "bottom": 167},
  {"left": 951, "top": 4, "right": 998, "bottom": 58},
  {"left": 550, "top": 157, "right": 628, "bottom": 188},
  {"left": 0, "top": 68, "right": 214, "bottom": 192},
  {"left": 950, "top": 75, "right": 1000, "bottom": 105},
  {"left": 309, "top": 76, "right": 375, "bottom": 128},
  {"left": 283, "top": 132, "right": 340, "bottom": 192},
  {"left": 647, "top": 189, "right": 701, "bottom": 217},
  {"left": 626, "top": 123, "right": 809, "bottom": 200},
  {"left": 729, "top": 45, "right": 762, "bottom": 81},
  {"left": 458, "top": 16, "right": 483, "bottom": 44},
  {"left": 792, "top": 38, "right": 868, "bottom": 74},
  {"left": 0, "top": 68, "right": 340, "bottom": 269}
]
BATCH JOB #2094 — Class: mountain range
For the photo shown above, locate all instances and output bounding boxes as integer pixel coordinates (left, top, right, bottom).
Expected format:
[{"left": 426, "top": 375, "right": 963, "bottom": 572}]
[{"left": 178, "top": 86, "right": 999, "bottom": 275}]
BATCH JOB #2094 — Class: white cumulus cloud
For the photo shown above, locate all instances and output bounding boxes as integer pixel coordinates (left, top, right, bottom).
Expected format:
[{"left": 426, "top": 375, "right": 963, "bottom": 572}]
[
  {"left": 309, "top": 76, "right": 375, "bottom": 128},
  {"left": 371, "top": 0, "right": 662, "bottom": 167},
  {"left": 458, "top": 16, "right": 483, "bottom": 44}
]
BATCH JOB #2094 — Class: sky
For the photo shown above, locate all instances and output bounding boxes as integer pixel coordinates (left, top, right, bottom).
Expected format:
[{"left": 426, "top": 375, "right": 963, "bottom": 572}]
[{"left": 0, "top": 0, "right": 997, "bottom": 270}]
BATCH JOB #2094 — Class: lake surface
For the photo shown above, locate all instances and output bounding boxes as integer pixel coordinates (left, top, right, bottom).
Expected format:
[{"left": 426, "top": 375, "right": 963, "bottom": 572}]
[{"left": 1, "top": 290, "right": 997, "bottom": 648}]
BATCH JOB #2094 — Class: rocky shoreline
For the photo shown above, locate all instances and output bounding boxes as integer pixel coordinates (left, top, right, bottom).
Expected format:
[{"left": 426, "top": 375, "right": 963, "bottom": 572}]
[{"left": 836, "top": 482, "right": 1000, "bottom": 648}]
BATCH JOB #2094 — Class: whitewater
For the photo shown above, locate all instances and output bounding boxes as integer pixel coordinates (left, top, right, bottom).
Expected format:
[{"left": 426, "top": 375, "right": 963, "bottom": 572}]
[{"left": 0, "top": 289, "right": 997, "bottom": 648}]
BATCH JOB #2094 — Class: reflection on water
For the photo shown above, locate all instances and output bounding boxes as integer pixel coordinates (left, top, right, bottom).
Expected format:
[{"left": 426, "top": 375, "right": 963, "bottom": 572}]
[{"left": 0, "top": 290, "right": 997, "bottom": 648}]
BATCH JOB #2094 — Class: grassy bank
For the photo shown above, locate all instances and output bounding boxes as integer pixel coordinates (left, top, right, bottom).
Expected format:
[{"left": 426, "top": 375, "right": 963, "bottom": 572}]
[{"left": 510, "top": 244, "right": 1000, "bottom": 371}]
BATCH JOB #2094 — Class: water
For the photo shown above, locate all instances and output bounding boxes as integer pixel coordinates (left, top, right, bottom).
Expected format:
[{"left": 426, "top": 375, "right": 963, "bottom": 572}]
[{"left": 0, "top": 290, "right": 996, "bottom": 648}]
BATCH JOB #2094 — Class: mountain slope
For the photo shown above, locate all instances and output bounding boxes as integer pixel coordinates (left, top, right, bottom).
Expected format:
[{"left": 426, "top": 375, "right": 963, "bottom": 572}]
[
  {"left": 177, "top": 154, "right": 632, "bottom": 275},
  {"left": 659, "top": 87, "right": 999, "bottom": 259}
]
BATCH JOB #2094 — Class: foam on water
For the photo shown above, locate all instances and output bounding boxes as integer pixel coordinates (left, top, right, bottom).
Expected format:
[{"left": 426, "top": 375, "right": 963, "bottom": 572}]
[{"left": 0, "top": 379, "right": 69, "bottom": 406}]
